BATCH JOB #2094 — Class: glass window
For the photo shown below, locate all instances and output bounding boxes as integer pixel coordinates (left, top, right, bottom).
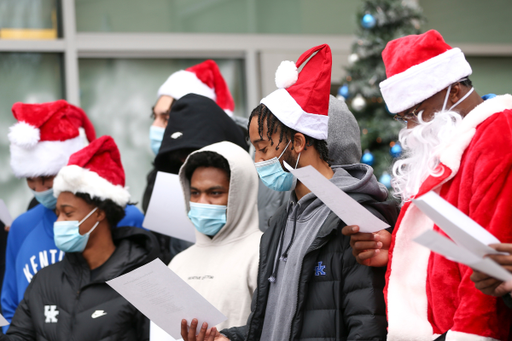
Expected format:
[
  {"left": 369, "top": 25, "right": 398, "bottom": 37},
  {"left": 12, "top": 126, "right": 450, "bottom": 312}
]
[
  {"left": 75, "top": 0, "right": 358, "bottom": 34},
  {"left": 0, "top": 53, "right": 64, "bottom": 218},
  {"left": 0, "top": 0, "right": 59, "bottom": 39},
  {"left": 78, "top": 57, "right": 245, "bottom": 208}
]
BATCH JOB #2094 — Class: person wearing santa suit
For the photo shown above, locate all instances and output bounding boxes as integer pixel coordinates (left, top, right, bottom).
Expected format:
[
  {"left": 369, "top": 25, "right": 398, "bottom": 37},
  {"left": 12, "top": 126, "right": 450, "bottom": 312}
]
[
  {"left": 1, "top": 101, "right": 144, "bottom": 332},
  {"left": 343, "top": 30, "right": 512, "bottom": 340},
  {"left": 1, "top": 136, "right": 158, "bottom": 341}
]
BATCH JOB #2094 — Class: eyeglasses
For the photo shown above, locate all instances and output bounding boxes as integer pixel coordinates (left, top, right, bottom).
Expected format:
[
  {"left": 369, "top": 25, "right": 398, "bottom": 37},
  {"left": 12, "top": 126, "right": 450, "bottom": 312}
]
[{"left": 393, "top": 101, "right": 424, "bottom": 123}]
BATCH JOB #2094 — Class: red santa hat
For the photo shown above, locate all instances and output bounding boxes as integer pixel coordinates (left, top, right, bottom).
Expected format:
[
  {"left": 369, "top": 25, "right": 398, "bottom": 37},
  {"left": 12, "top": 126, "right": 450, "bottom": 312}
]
[
  {"left": 157, "top": 59, "right": 235, "bottom": 115},
  {"left": 379, "top": 30, "right": 472, "bottom": 114},
  {"left": 260, "top": 44, "right": 332, "bottom": 140},
  {"left": 53, "top": 135, "right": 130, "bottom": 207},
  {"left": 8, "top": 100, "right": 96, "bottom": 178}
]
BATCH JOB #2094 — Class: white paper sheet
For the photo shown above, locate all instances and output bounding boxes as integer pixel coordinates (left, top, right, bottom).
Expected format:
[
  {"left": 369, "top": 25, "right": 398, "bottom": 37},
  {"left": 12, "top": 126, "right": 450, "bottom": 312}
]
[
  {"left": 414, "top": 230, "right": 512, "bottom": 282},
  {"left": 413, "top": 191, "right": 500, "bottom": 257},
  {"left": 107, "top": 259, "right": 226, "bottom": 339},
  {"left": 0, "top": 313, "right": 9, "bottom": 327},
  {"left": 150, "top": 321, "right": 178, "bottom": 341},
  {"left": 0, "top": 199, "right": 13, "bottom": 226},
  {"left": 284, "top": 163, "right": 389, "bottom": 233},
  {"left": 143, "top": 172, "right": 196, "bottom": 243}
]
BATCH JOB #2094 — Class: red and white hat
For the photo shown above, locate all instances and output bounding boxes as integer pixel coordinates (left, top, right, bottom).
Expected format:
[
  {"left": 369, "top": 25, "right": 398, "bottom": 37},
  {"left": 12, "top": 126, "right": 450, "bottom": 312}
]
[
  {"left": 379, "top": 30, "right": 472, "bottom": 114},
  {"left": 8, "top": 100, "right": 96, "bottom": 178},
  {"left": 157, "top": 59, "right": 235, "bottom": 115},
  {"left": 260, "top": 44, "right": 332, "bottom": 140},
  {"left": 53, "top": 135, "right": 130, "bottom": 207}
]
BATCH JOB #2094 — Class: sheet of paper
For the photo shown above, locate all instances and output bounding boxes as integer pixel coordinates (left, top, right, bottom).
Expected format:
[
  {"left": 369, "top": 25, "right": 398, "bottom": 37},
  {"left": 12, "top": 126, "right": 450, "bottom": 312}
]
[
  {"left": 414, "top": 230, "right": 512, "bottom": 282},
  {"left": 0, "top": 199, "right": 13, "bottom": 226},
  {"left": 143, "top": 172, "right": 196, "bottom": 243},
  {"left": 413, "top": 191, "right": 500, "bottom": 257},
  {"left": 150, "top": 321, "right": 178, "bottom": 341},
  {"left": 284, "top": 163, "right": 389, "bottom": 233},
  {"left": 107, "top": 259, "right": 226, "bottom": 340},
  {"left": 0, "top": 313, "right": 9, "bottom": 327}
]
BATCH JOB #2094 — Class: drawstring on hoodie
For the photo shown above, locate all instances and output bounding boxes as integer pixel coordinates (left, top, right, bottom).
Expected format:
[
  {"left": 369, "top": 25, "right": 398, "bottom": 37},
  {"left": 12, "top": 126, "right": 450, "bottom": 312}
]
[{"left": 268, "top": 201, "right": 300, "bottom": 283}]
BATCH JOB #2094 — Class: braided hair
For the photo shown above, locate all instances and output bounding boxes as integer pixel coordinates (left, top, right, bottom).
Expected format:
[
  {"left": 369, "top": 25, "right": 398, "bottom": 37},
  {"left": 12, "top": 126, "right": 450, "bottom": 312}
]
[{"left": 248, "top": 104, "right": 330, "bottom": 163}]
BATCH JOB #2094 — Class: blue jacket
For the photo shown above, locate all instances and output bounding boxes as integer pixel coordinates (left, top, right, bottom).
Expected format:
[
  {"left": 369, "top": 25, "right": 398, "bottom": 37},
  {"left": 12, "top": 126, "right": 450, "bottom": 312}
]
[{"left": 1, "top": 204, "right": 144, "bottom": 332}]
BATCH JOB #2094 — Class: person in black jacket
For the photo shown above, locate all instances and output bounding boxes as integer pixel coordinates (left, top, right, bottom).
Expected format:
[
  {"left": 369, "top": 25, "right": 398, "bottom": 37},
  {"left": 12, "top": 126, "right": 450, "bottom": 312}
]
[
  {"left": 181, "top": 45, "right": 397, "bottom": 341},
  {"left": 1, "top": 136, "right": 158, "bottom": 341}
]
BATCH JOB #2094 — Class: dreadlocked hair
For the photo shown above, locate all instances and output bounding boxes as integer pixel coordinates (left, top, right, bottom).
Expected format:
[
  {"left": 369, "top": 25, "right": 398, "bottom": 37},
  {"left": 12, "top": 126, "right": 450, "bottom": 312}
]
[{"left": 248, "top": 104, "right": 330, "bottom": 164}]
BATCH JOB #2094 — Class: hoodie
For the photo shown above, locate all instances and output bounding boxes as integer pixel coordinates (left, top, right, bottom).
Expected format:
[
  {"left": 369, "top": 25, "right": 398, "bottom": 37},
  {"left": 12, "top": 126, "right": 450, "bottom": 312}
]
[{"left": 169, "top": 141, "right": 262, "bottom": 330}]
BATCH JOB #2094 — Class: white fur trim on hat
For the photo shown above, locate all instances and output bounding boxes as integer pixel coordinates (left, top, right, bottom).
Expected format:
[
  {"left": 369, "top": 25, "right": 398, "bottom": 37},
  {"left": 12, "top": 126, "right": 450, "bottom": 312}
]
[
  {"left": 8, "top": 122, "right": 40, "bottom": 149},
  {"left": 380, "top": 48, "right": 472, "bottom": 114},
  {"left": 10, "top": 136, "right": 84, "bottom": 178},
  {"left": 157, "top": 70, "right": 216, "bottom": 101},
  {"left": 261, "top": 88, "right": 329, "bottom": 140},
  {"left": 275, "top": 61, "right": 298, "bottom": 89},
  {"left": 53, "top": 165, "right": 130, "bottom": 207}
]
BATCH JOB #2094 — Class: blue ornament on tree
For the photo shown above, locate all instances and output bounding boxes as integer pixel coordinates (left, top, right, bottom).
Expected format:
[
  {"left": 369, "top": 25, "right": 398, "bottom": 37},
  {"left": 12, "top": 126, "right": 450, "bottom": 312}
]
[
  {"left": 361, "top": 13, "right": 376, "bottom": 29},
  {"left": 379, "top": 172, "right": 392, "bottom": 189},
  {"left": 361, "top": 150, "right": 374, "bottom": 166},
  {"left": 390, "top": 143, "right": 402, "bottom": 158},
  {"left": 338, "top": 85, "right": 349, "bottom": 99}
]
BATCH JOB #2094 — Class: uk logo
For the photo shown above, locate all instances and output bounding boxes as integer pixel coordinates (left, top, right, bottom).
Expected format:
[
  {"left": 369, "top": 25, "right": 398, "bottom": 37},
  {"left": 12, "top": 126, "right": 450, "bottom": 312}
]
[
  {"left": 44, "top": 305, "right": 59, "bottom": 323},
  {"left": 315, "top": 261, "right": 326, "bottom": 276}
]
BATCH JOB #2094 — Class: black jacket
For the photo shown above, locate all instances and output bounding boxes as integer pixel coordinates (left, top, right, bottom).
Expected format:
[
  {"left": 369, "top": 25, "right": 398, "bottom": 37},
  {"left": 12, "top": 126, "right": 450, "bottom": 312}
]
[
  {"left": 1, "top": 226, "right": 158, "bottom": 341},
  {"left": 221, "top": 193, "right": 398, "bottom": 341}
]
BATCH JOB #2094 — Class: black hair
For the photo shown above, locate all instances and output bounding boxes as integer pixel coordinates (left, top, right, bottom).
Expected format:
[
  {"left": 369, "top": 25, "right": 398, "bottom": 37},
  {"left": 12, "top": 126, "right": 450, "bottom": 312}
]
[
  {"left": 183, "top": 151, "right": 231, "bottom": 183},
  {"left": 459, "top": 77, "right": 473, "bottom": 88},
  {"left": 74, "top": 193, "right": 126, "bottom": 228},
  {"left": 248, "top": 104, "right": 330, "bottom": 163}
]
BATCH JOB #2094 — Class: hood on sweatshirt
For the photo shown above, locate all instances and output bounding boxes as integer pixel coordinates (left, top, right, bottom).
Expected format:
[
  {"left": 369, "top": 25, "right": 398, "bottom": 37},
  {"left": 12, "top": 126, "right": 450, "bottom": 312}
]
[
  {"left": 179, "top": 141, "right": 260, "bottom": 245},
  {"left": 154, "top": 94, "right": 249, "bottom": 174}
]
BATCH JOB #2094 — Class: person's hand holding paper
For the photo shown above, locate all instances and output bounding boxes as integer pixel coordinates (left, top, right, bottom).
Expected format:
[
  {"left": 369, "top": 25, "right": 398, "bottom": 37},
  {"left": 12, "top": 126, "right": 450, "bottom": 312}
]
[
  {"left": 470, "top": 243, "right": 512, "bottom": 297},
  {"left": 341, "top": 225, "right": 391, "bottom": 267},
  {"left": 181, "top": 318, "right": 228, "bottom": 341}
]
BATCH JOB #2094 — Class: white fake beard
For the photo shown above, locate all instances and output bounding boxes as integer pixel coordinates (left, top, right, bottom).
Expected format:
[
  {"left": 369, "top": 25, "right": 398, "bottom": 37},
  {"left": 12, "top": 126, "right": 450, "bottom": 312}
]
[{"left": 391, "top": 110, "right": 463, "bottom": 205}]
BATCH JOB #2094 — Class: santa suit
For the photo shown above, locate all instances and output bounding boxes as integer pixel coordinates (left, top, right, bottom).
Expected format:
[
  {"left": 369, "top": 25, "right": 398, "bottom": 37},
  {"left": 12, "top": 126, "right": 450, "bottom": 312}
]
[{"left": 385, "top": 95, "right": 512, "bottom": 341}]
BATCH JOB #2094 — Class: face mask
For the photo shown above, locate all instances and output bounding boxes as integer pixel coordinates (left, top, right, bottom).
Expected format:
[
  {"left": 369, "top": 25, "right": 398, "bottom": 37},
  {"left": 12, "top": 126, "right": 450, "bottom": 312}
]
[
  {"left": 31, "top": 188, "right": 57, "bottom": 210},
  {"left": 255, "top": 141, "right": 301, "bottom": 192},
  {"left": 188, "top": 202, "right": 227, "bottom": 236},
  {"left": 441, "top": 84, "right": 475, "bottom": 112},
  {"left": 54, "top": 207, "right": 99, "bottom": 253},
  {"left": 149, "top": 126, "right": 165, "bottom": 155}
]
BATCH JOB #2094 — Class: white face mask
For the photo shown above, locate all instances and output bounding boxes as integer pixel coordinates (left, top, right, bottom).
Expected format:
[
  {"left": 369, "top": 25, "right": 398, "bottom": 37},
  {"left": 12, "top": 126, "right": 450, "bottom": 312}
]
[{"left": 441, "top": 84, "right": 474, "bottom": 113}]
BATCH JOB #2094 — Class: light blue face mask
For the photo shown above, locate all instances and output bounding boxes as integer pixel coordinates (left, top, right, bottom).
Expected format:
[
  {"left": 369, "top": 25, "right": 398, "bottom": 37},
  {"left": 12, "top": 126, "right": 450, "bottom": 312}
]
[
  {"left": 255, "top": 141, "right": 301, "bottom": 192},
  {"left": 31, "top": 188, "right": 57, "bottom": 210},
  {"left": 188, "top": 202, "right": 227, "bottom": 236},
  {"left": 149, "top": 126, "right": 165, "bottom": 155},
  {"left": 54, "top": 207, "right": 99, "bottom": 253}
]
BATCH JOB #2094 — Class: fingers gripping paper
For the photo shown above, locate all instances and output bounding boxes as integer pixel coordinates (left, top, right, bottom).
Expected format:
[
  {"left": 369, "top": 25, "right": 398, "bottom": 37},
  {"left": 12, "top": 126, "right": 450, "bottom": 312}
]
[
  {"left": 107, "top": 259, "right": 226, "bottom": 339},
  {"left": 283, "top": 163, "right": 389, "bottom": 233}
]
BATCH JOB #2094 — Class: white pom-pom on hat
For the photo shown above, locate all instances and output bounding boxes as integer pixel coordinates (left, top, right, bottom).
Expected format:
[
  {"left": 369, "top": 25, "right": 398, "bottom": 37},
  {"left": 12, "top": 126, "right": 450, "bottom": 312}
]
[
  {"left": 8, "top": 122, "right": 40, "bottom": 149},
  {"left": 275, "top": 61, "right": 298, "bottom": 89}
]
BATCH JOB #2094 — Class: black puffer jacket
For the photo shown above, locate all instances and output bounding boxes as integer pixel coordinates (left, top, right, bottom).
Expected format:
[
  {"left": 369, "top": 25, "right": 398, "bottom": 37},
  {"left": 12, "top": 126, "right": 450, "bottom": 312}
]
[
  {"left": 1, "top": 226, "right": 158, "bottom": 341},
  {"left": 222, "top": 170, "right": 398, "bottom": 341}
]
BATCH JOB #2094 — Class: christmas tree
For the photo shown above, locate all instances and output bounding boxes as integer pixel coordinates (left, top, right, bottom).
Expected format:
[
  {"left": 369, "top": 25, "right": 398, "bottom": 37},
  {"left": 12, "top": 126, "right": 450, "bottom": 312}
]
[{"left": 338, "top": 0, "right": 424, "bottom": 188}]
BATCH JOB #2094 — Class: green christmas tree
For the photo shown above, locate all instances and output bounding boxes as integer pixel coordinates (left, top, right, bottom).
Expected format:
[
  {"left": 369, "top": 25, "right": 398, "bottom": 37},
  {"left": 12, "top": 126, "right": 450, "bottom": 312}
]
[{"left": 338, "top": 0, "right": 424, "bottom": 186}]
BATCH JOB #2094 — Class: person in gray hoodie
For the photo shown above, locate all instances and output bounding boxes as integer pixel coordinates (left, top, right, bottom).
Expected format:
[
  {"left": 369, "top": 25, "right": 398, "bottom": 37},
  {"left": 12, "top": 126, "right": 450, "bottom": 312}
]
[{"left": 180, "top": 44, "right": 397, "bottom": 341}]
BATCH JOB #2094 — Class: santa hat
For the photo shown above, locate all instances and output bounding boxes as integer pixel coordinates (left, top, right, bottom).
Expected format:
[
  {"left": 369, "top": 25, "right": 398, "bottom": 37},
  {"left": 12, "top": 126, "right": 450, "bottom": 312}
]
[
  {"left": 379, "top": 30, "right": 472, "bottom": 114},
  {"left": 260, "top": 44, "right": 332, "bottom": 140},
  {"left": 8, "top": 100, "right": 96, "bottom": 178},
  {"left": 157, "top": 60, "right": 235, "bottom": 115},
  {"left": 53, "top": 135, "right": 130, "bottom": 207}
]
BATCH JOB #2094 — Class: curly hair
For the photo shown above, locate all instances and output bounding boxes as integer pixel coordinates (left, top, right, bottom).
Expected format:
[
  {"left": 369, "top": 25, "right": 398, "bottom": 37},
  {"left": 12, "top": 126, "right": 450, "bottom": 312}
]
[
  {"left": 183, "top": 151, "right": 231, "bottom": 183},
  {"left": 74, "top": 193, "right": 126, "bottom": 228},
  {"left": 248, "top": 104, "right": 330, "bottom": 163}
]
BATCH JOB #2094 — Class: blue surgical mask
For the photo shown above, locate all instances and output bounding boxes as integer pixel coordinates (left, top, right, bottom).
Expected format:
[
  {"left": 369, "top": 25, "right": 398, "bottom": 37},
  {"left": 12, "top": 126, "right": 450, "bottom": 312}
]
[
  {"left": 31, "top": 188, "right": 57, "bottom": 210},
  {"left": 54, "top": 207, "right": 99, "bottom": 253},
  {"left": 149, "top": 126, "right": 165, "bottom": 155},
  {"left": 255, "top": 141, "right": 301, "bottom": 192},
  {"left": 188, "top": 202, "right": 227, "bottom": 236}
]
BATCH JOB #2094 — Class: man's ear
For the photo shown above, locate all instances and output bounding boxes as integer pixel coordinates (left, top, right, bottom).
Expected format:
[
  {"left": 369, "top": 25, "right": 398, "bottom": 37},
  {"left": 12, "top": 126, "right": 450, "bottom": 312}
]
[
  {"left": 96, "top": 208, "right": 107, "bottom": 223},
  {"left": 292, "top": 132, "right": 307, "bottom": 154},
  {"left": 450, "top": 82, "right": 463, "bottom": 104}
]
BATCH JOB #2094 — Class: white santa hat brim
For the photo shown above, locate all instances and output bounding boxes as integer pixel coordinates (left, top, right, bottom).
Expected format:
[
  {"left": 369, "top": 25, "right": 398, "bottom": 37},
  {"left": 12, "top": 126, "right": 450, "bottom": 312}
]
[
  {"left": 261, "top": 88, "right": 329, "bottom": 140},
  {"left": 157, "top": 70, "right": 216, "bottom": 102},
  {"left": 10, "top": 135, "right": 84, "bottom": 178},
  {"left": 380, "top": 48, "right": 472, "bottom": 114},
  {"left": 53, "top": 165, "right": 130, "bottom": 207}
]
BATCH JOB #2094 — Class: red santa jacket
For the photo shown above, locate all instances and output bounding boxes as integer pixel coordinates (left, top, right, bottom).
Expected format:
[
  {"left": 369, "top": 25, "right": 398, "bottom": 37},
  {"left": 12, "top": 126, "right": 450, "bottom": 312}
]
[{"left": 385, "top": 95, "right": 512, "bottom": 341}]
